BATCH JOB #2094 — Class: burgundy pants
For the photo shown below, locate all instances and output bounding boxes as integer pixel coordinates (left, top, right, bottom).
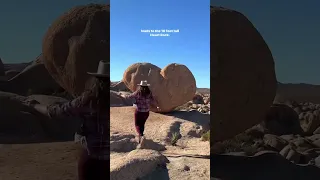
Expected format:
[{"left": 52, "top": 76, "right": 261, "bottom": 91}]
[
  {"left": 134, "top": 110, "right": 150, "bottom": 136},
  {"left": 78, "top": 149, "right": 109, "bottom": 180}
]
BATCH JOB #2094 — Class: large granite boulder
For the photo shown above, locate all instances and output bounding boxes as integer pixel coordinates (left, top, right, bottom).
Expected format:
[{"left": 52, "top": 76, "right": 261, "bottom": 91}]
[
  {"left": 210, "top": 6, "right": 277, "bottom": 142},
  {"left": 262, "top": 104, "right": 303, "bottom": 135},
  {"left": 122, "top": 63, "right": 196, "bottom": 112},
  {"left": 42, "top": 4, "right": 110, "bottom": 97}
]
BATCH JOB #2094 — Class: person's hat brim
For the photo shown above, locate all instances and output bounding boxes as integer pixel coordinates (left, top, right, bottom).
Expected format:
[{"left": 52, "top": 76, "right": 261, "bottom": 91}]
[
  {"left": 137, "top": 84, "right": 150, "bottom": 86},
  {"left": 87, "top": 72, "right": 109, "bottom": 78}
]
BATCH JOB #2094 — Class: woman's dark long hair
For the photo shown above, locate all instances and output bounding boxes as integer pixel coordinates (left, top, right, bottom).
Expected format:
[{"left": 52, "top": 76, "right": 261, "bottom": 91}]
[
  {"left": 80, "top": 77, "right": 110, "bottom": 110},
  {"left": 139, "top": 86, "right": 151, "bottom": 97}
]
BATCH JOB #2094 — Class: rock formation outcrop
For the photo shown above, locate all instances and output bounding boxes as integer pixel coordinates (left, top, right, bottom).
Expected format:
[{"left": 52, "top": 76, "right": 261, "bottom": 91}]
[
  {"left": 42, "top": 4, "right": 110, "bottom": 97},
  {"left": 210, "top": 6, "right": 277, "bottom": 142}
]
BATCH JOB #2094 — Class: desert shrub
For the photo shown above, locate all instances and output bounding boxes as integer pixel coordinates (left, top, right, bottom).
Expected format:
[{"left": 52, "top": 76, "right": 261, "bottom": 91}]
[
  {"left": 170, "top": 132, "right": 180, "bottom": 146},
  {"left": 201, "top": 130, "right": 210, "bottom": 141},
  {"left": 211, "top": 132, "right": 265, "bottom": 156}
]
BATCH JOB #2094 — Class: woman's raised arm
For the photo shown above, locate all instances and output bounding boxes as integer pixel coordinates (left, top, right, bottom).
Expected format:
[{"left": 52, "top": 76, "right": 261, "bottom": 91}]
[
  {"left": 122, "top": 90, "right": 138, "bottom": 99},
  {"left": 31, "top": 95, "right": 86, "bottom": 118}
]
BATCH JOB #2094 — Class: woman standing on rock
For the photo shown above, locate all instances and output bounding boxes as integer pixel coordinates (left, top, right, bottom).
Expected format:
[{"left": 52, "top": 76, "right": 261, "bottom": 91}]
[
  {"left": 28, "top": 60, "right": 110, "bottom": 180},
  {"left": 122, "top": 80, "right": 160, "bottom": 148}
]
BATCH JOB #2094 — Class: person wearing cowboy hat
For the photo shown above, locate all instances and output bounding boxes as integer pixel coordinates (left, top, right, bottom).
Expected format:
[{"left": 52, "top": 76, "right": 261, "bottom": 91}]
[
  {"left": 28, "top": 60, "right": 110, "bottom": 180},
  {"left": 122, "top": 80, "right": 161, "bottom": 148}
]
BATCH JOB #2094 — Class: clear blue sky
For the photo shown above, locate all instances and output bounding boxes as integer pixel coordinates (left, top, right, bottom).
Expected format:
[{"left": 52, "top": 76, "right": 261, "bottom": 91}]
[
  {"left": 110, "top": 0, "right": 210, "bottom": 88},
  {"left": 0, "top": 0, "right": 108, "bottom": 63},
  {"left": 213, "top": 0, "right": 320, "bottom": 85},
  {"left": 2, "top": 1, "right": 319, "bottom": 87}
]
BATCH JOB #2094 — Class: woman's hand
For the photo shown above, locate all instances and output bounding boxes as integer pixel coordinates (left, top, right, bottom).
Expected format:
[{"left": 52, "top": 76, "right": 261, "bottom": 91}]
[
  {"left": 33, "top": 104, "right": 50, "bottom": 117},
  {"left": 118, "top": 92, "right": 125, "bottom": 98},
  {"left": 23, "top": 99, "right": 40, "bottom": 107}
]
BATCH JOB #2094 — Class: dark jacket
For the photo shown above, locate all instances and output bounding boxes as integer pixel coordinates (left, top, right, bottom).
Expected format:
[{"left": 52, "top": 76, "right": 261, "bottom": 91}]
[{"left": 47, "top": 92, "right": 109, "bottom": 160}]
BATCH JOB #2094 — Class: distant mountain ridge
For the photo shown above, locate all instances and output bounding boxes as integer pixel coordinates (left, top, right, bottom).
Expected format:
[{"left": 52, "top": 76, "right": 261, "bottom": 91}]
[
  {"left": 276, "top": 82, "right": 320, "bottom": 103},
  {"left": 196, "top": 88, "right": 210, "bottom": 94}
]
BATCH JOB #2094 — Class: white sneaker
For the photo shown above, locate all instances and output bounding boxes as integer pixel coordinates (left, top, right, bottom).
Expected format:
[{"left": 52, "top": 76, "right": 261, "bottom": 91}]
[
  {"left": 136, "top": 144, "right": 142, "bottom": 149},
  {"left": 137, "top": 135, "right": 141, "bottom": 144},
  {"left": 140, "top": 136, "right": 145, "bottom": 146}
]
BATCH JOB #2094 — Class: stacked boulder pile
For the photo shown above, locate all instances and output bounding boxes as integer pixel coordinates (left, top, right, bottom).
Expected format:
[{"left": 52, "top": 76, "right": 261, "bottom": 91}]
[
  {"left": 292, "top": 101, "right": 320, "bottom": 135},
  {"left": 191, "top": 93, "right": 210, "bottom": 114},
  {"left": 212, "top": 102, "right": 320, "bottom": 175},
  {"left": 172, "top": 92, "right": 210, "bottom": 114}
]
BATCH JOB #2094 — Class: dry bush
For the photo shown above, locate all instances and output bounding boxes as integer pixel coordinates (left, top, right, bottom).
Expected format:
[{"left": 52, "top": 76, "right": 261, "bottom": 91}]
[{"left": 211, "top": 131, "right": 266, "bottom": 156}]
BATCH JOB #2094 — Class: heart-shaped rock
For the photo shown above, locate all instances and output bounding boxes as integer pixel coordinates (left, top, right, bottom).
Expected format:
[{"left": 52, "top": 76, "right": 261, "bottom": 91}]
[
  {"left": 42, "top": 4, "right": 110, "bottom": 97},
  {"left": 122, "top": 62, "right": 196, "bottom": 112}
]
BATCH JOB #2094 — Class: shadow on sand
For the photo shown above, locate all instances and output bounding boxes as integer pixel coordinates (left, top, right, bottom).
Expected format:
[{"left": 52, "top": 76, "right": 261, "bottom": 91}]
[
  {"left": 165, "top": 110, "right": 210, "bottom": 131},
  {"left": 0, "top": 109, "right": 80, "bottom": 144},
  {"left": 211, "top": 152, "right": 320, "bottom": 180}
]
